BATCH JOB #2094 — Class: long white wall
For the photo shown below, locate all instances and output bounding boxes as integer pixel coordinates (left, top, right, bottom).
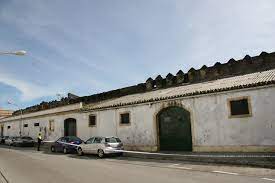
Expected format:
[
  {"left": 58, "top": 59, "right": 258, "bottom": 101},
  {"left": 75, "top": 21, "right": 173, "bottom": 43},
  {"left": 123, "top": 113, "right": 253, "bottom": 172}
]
[
  {"left": 1, "top": 86, "right": 275, "bottom": 152},
  {"left": 0, "top": 103, "right": 83, "bottom": 141}
]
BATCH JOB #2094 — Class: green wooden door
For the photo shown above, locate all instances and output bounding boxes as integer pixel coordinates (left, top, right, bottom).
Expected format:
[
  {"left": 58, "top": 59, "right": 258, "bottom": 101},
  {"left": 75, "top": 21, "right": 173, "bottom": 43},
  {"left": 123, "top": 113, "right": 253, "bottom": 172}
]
[
  {"left": 158, "top": 107, "right": 192, "bottom": 151},
  {"left": 64, "top": 118, "right": 76, "bottom": 136}
]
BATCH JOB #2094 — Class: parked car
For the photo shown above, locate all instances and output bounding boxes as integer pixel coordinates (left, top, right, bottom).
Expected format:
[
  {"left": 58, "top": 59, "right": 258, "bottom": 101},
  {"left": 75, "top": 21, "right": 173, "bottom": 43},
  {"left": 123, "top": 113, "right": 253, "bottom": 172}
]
[
  {"left": 77, "top": 136, "right": 124, "bottom": 158},
  {"left": 5, "top": 136, "right": 17, "bottom": 146},
  {"left": 13, "top": 136, "right": 35, "bottom": 147},
  {"left": 0, "top": 136, "right": 9, "bottom": 144},
  {"left": 50, "top": 136, "right": 83, "bottom": 154}
]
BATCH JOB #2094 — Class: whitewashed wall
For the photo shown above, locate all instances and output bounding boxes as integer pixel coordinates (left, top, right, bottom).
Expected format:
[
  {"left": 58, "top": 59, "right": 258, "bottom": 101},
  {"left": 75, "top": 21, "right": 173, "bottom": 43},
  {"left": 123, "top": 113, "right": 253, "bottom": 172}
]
[
  {"left": 190, "top": 86, "right": 275, "bottom": 152},
  {"left": 1, "top": 86, "right": 275, "bottom": 152},
  {"left": 0, "top": 103, "right": 83, "bottom": 141},
  {"left": 80, "top": 86, "right": 275, "bottom": 152}
]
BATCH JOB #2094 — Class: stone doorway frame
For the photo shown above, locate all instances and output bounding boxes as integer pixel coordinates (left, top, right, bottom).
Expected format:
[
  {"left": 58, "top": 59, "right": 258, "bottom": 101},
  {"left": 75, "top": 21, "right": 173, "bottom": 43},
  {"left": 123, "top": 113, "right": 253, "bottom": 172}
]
[{"left": 154, "top": 100, "right": 195, "bottom": 152}]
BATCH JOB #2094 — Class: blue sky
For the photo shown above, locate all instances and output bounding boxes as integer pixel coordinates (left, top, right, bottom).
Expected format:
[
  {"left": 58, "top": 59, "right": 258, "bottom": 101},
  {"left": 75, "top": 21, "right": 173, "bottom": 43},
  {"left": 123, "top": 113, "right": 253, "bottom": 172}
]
[{"left": 0, "top": 0, "right": 275, "bottom": 110}]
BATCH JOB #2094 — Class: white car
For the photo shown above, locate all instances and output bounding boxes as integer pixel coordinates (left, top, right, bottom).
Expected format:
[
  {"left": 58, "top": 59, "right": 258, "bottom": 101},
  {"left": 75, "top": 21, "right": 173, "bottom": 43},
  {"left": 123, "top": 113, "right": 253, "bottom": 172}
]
[
  {"left": 77, "top": 136, "right": 124, "bottom": 158},
  {"left": 5, "top": 136, "right": 17, "bottom": 146}
]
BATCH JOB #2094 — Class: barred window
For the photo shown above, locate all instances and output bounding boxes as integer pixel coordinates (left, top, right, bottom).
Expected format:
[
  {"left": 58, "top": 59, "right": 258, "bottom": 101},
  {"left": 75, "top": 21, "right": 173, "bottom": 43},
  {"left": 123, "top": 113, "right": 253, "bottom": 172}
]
[
  {"left": 34, "top": 123, "right": 40, "bottom": 127},
  {"left": 120, "top": 112, "right": 130, "bottom": 125},
  {"left": 228, "top": 97, "right": 252, "bottom": 118},
  {"left": 24, "top": 124, "right": 28, "bottom": 127},
  {"left": 89, "top": 115, "right": 96, "bottom": 127}
]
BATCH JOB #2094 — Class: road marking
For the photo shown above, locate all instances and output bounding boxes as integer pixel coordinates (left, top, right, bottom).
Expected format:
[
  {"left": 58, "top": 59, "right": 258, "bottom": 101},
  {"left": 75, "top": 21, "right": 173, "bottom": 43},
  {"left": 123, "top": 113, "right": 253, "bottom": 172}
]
[
  {"left": 169, "top": 164, "right": 180, "bottom": 166},
  {"left": 168, "top": 164, "right": 192, "bottom": 170},
  {"left": 262, "top": 178, "right": 275, "bottom": 182},
  {"left": 174, "top": 166, "right": 192, "bottom": 170},
  {"left": 104, "top": 159, "right": 117, "bottom": 162},
  {"left": 0, "top": 170, "right": 8, "bottom": 183},
  {"left": 212, "top": 171, "right": 239, "bottom": 175}
]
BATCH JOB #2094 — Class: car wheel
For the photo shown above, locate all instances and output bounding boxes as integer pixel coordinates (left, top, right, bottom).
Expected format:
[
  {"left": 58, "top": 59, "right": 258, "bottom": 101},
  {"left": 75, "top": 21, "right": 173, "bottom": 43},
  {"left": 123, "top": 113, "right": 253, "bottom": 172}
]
[
  {"left": 98, "top": 149, "right": 104, "bottom": 158},
  {"left": 51, "top": 146, "right": 56, "bottom": 152},
  {"left": 63, "top": 147, "right": 68, "bottom": 154},
  {"left": 77, "top": 147, "right": 83, "bottom": 156},
  {"left": 118, "top": 152, "right": 123, "bottom": 157}
]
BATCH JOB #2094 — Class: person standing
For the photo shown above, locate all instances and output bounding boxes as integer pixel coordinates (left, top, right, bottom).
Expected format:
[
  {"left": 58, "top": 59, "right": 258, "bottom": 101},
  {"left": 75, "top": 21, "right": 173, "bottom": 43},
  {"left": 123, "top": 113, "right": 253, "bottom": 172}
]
[{"left": 37, "top": 132, "right": 42, "bottom": 151}]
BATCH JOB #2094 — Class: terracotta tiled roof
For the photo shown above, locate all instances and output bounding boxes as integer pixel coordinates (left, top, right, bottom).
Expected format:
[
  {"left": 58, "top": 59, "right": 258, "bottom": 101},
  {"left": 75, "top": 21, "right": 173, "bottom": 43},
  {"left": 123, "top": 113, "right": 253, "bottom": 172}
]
[
  {"left": 83, "top": 69, "right": 275, "bottom": 110},
  {"left": 0, "top": 109, "right": 13, "bottom": 118}
]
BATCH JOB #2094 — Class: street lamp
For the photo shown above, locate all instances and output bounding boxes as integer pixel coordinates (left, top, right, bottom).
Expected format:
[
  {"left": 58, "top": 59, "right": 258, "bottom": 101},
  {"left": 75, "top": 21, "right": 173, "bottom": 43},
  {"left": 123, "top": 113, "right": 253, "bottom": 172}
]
[
  {"left": 7, "top": 100, "right": 23, "bottom": 137},
  {"left": 0, "top": 50, "right": 27, "bottom": 56},
  {"left": 1, "top": 50, "right": 26, "bottom": 136}
]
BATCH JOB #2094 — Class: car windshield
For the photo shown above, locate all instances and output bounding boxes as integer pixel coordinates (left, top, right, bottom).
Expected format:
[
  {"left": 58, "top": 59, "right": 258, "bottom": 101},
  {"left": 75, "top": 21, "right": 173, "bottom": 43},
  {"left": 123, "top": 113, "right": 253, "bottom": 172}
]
[
  {"left": 68, "top": 136, "right": 81, "bottom": 142},
  {"left": 105, "top": 137, "right": 121, "bottom": 143}
]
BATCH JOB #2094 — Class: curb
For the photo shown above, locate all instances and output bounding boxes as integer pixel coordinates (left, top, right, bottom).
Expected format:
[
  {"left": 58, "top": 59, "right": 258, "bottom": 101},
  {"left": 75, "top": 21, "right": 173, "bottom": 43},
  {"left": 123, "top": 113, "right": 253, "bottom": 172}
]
[
  {"left": 38, "top": 143, "right": 275, "bottom": 169},
  {"left": 123, "top": 152, "right": 275, "bottom": 169}
]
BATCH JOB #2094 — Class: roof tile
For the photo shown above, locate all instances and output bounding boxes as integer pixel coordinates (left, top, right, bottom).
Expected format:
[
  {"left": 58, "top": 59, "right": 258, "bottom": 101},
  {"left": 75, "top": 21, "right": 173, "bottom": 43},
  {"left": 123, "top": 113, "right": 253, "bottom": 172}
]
[{"left": 83, "top": 69, "right": 275, "bottom": 111}]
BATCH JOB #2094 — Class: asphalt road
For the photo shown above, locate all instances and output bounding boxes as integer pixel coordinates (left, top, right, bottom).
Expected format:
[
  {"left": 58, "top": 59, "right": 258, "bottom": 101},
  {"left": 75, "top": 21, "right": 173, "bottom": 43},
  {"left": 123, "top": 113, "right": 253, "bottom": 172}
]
[{"left": 0, "top": 146, "right": 274, "bottom": 183}]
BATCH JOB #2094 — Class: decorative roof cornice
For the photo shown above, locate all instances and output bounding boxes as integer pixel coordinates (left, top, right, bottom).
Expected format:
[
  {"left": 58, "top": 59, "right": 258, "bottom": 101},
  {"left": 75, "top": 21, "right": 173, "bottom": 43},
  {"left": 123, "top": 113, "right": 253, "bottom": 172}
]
[{"left": 82, "top": 69, "right": 275, "bottom": 111}]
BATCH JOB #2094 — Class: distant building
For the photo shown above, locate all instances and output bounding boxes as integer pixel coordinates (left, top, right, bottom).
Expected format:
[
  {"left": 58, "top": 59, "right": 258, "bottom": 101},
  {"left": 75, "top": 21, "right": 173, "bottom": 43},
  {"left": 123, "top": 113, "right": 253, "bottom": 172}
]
[
  {"left": 1, "top": 51, "right": 275, "bottom": 152},
  {"left": 0, "top": 109, "right": 13, "bottom": 119},
  {"left": 0, "top": 109, "right": 13, "bottom": 136}
]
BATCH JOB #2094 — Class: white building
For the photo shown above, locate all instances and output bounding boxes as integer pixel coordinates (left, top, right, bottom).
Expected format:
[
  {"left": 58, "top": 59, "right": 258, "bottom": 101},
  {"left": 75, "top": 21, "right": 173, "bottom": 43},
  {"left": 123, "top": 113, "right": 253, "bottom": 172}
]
[{"left": 1, "top": 51, "right": 275, "bottom": 152}]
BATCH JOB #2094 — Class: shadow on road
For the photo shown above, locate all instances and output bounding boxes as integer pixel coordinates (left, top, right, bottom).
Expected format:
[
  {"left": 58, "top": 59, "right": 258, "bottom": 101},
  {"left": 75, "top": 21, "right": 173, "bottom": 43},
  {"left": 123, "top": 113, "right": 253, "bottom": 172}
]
[
  {"left": 67, "top": 154, "right": 99, "bottom": 160},
  {"left": 0, "top": 144, "right": 220, "bottom": 166},
  {"left": 0, "top": 144, "right": 34, "bottom": 151}
]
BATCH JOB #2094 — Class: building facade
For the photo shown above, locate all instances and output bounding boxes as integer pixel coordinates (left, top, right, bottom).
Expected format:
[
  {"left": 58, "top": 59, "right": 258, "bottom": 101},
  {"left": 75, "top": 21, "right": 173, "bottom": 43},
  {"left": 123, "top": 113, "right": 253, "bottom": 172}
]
[
  {"left": 1, "top": 51, "right": 275, "bottom": 152},
  {"left": 0, "top": 109, "right": 13, "bottom": 119},
  {"left": 0, "top": 109, "right": 13, "bottom": 137}
]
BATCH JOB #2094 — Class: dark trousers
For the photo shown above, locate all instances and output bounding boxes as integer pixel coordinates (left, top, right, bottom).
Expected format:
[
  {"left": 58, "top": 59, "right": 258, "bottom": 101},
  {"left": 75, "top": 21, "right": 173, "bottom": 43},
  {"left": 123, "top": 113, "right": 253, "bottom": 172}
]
[{"left": 37, "top": 139, "right": 41, "bottom": 151}]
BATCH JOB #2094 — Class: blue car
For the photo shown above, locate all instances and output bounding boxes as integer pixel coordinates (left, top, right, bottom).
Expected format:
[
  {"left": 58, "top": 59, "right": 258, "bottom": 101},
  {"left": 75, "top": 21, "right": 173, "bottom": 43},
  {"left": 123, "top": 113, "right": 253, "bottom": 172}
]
[{"left": 50, "top": 136, "right": 83, "bottom": 154}]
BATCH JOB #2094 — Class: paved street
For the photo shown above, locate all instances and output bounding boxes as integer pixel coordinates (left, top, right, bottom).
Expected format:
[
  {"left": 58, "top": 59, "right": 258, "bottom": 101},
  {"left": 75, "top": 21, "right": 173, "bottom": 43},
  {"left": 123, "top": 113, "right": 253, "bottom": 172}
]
[{"left": 0, "top": 146, "right": 274, "bottom": 183}]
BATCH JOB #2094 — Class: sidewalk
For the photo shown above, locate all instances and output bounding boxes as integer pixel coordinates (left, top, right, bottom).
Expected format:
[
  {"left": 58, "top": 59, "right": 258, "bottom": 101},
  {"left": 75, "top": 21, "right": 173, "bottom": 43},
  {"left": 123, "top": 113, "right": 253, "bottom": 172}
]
[
  {"left": 39, "top": 143, "right": 275, "bottom": 169},
  {"left": 122, "top": 151, "right": 275, "bottom": 169}
]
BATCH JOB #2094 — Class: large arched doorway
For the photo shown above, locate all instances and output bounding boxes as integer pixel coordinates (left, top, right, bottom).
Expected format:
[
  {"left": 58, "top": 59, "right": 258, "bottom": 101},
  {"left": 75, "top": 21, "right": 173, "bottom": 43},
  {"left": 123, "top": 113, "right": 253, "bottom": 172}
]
[
  {"left": 157, "top": 106, "right": 192, "bottom": 151},
  {"left": 0, "top": 125, "right": 3, "bottom": 137},
  {"left": 64, "top": 118, "right": 77, "bottom": 136}
]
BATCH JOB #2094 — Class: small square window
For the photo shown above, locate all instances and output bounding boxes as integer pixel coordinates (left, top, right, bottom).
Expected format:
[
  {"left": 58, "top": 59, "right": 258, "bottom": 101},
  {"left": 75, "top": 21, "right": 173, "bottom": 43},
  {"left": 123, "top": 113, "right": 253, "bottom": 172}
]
[
  {"left": 23, "top": 124, "right": 28, "bottom": 127},
  {"left": 89, "top": 115, "right": 96, "bottom": 127},
  {"left": 7, "top": 126, "right": 11, "bottom": 129},
  {"left": 120, "top": 113, "right": 130, "bottom": 125},
  {"left": 34, "top": 123, "right": 40, "bottom": 127},
  {"left": 228, "top": 97, "right": 252, "bottom": 118}
]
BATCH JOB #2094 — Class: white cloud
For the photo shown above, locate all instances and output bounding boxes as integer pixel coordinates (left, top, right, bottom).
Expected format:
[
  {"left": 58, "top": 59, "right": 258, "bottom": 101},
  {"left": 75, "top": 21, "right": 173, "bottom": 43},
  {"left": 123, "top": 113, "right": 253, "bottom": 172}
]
[
  {"left": 1, "top": 0, "right": 275, "bottom": 107},
  {"left": 0, "top": 72, "right": 60, "bottom": 101}
]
